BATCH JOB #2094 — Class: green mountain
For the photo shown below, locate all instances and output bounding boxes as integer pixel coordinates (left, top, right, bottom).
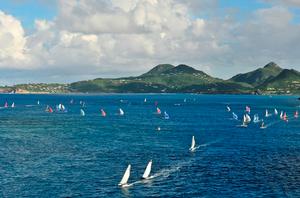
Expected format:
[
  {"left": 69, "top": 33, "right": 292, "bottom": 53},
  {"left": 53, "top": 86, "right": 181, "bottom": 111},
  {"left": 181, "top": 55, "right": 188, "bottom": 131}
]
[
  {"left": 141, "top": 64, "right": 175, "bottom": 76},
  {"left": 230, "top": 62, "right": 283, "bottom": 86},
  {"left": 5, "top": 62, "right": 299, "bottom": 95},
  {"left": 69, "top": 64, "right": 251, "bottom": 93},
  {"left": 257, "top": 69, "right": 300, "bottom": 94}
]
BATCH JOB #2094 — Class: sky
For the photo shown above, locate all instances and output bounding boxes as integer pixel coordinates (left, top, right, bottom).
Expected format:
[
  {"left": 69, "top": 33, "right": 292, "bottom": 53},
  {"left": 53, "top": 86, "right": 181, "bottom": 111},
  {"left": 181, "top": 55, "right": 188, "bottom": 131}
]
[{"left": 0, "top": 0, "right": 300, "bottom": 85}]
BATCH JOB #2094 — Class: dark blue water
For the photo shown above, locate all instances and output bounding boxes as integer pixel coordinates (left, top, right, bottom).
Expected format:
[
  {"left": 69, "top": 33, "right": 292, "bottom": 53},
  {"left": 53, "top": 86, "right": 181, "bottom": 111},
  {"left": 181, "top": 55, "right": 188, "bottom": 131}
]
[{"left": 0, "top": 94, "right": 299, "bottom": 197}]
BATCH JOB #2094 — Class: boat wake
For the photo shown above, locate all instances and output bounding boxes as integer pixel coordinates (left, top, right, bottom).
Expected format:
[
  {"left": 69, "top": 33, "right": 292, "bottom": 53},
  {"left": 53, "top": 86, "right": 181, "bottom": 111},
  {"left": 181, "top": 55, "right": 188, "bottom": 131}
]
[
  {"left": 124, "top": 139, "right": 222, "bottom": 187},
  {"left": 197, "top": 139, "right": 222, "bottom": 148}
]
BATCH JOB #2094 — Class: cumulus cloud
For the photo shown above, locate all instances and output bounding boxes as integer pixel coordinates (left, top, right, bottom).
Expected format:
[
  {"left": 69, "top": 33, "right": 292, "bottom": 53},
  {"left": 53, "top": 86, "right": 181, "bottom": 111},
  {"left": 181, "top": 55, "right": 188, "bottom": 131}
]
[
  {"left": 0, "top": 11, "right": 31, "bottom": 68},
  {"left": 263, "top": 0, "right": 300, "bottom": 7},
  {"left": 0, "top": 0, "right": 299, "bottom": 84}
]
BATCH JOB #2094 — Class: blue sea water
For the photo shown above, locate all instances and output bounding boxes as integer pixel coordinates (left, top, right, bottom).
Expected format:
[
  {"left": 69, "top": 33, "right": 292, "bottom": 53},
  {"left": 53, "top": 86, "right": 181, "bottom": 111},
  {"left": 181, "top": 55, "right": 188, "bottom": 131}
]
[{"left": 0, "top": 94, "right": 299, "bottom": 197}]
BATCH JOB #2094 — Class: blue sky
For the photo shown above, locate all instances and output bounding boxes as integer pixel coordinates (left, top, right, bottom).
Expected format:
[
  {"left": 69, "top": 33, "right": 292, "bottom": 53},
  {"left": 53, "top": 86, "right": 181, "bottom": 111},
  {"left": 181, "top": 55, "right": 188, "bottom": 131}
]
[{"left": 0, "top": 0, "right": 56, "bottom": 29}]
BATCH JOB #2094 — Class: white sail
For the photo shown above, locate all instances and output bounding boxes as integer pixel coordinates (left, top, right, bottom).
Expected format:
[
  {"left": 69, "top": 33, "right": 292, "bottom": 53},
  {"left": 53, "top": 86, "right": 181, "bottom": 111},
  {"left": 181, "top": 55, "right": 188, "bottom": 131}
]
[
  {"left": 119, "top": 164, "right": 131, "bottom": 186},
  {"left": 243, "top": 115, "right": 246, "bottom": 123},
  {"left": 37, "top": 100, "right": 40, "bottom": 105},
  {"left": 11, "top": 102, "right": 15, "bottom": 108},
  {"left": 280, "top": 111, "right": 283, "bottom": 119},
  {"left": 61, "top": 104, "right": 66, "bottom": 111},
  {"left": 227, "top": 106, "right": 231, "bottom": 112},
  {"left": 189, "top": 136, "right": 196, "bottom": 151},
  {"left": 142, "top": 160, "right": 152, "bottom": 179},
  {"left": 274, "top": 108, "right": 278, "bottom": 115},
  {"left": 144, "top": 98, "right": 147, "bottom": 103},
  {"left": 245, "top": 114, "right": 251, "bottom": 123},
  {"left": 119, "top": 108, "right": 124, "bottom": 116},
  {"left": 80, "top": 109, "right": 85, "bottom": 116}
]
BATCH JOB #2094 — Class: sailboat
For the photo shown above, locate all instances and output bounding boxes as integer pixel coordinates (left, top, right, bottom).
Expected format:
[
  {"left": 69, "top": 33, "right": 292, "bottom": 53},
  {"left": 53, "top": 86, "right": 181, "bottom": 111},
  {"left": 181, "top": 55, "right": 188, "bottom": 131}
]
[
  {"left": 232, "top": 112, "right": 238, "bottom": 120},
  {"left": 37, "top": 100, "right": 40, "bottom": 105},
  {"left": 283, "top": 112, "right": 288, "bottom": 122},
  {"left": 11, "top": 102, "right": 15, "bottom": 108},
  {"left": 260, "top": 120, "right": 266, "bottom": 129},
  {"left": 57, "top": 103, "right": 66, "bottom": 112},
  {"left": 80, "top": 109, "right": 85, "bottom": 116},
  {"left": 226, "top": 105, "right": 231, "bottom": 112},
  {"left": 101, "top": 109, "right": 106, "bottom": 117},
  {"left": 119, "top": 164, "right": 131, "bottom": 187},
  {"left": 46, "top": 105, "right": 53, "bottom": 113},
  {"left": 142, "top": 160, "right": 152, "bottom": 179},
  {"left": 4, "top": 102, "right": 8, "bottom": 108},
  {"left": 189, "top": 136, "right": 196, "bottom": 152},
  {"left": 253, "top": 114, "right": 260, "bottom": 123},
  {"left": 274, "top": 108, "right": 278, "bottom": 115},
  {"left": 119, "top": 108, "right": 124, "bottom": 116},
  {"left": 295, "top": 111, "right": 299, "bottom": 118},
  {"left": 245, "top": 106, "right": 251, "bottom": 114},
  {"left": 156, "top": 107, "right": 161, "bottom": 114},
  {"left": 241, "top": 114, "right": 251, "bottom": 127},
  {"left": 163, "top": 111, "right": 169, "bottom": 119},
  {"left": 144, "top": 98, "right": 147, "bottom": 103},
  {"left": 280, "top": 111, "right": 283, "bottom": 119},
  {"left": 265, "top": 109, "right": 271, "bottom": 117}
]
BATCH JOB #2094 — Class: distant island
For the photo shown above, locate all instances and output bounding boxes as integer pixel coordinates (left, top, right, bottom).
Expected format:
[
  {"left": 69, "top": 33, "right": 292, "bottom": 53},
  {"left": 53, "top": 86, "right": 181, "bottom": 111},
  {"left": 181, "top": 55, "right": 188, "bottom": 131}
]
[{"left": 1, "top": 62, "right": 299, "bottom": 95}]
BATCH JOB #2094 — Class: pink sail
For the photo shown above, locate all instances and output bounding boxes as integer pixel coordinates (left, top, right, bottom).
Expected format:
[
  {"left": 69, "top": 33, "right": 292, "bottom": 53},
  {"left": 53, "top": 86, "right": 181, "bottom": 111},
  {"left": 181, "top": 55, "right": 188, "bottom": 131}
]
[
  {"left": 101, "top": 109, "right": 106, "bottom": 117},
  {"left": 156, "top": 107, "right": 161, "bottom": 114}
]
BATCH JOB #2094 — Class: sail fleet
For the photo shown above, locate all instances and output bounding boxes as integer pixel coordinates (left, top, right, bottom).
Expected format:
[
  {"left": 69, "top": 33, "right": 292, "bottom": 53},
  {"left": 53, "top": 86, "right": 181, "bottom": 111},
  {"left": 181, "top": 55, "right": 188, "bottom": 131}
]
[
  {"left": 1, "top": 97, "right": 299, "bottom": 189},
  {"left": 226, "top": 104, "right": 297, "bottom": 128}
]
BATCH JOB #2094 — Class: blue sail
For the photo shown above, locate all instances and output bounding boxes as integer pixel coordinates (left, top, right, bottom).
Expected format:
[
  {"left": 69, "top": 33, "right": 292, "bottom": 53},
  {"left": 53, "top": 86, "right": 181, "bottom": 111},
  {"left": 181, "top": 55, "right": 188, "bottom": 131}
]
[
  {"left": 232, "top": 112, "right": 238, "bottom": 120},
  {"left": 164, "top": 111, "right": 169, "bottom": 119}
]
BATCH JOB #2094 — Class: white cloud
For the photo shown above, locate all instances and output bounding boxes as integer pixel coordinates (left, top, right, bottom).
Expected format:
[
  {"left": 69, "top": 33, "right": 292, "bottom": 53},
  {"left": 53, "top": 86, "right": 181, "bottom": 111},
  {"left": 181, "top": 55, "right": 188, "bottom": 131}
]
[
  {"left": 0, "top": 0, "right": 300, "bottom": 84},
  {"left": 263, "top": 0, "right": 300, "bottom": 7},
  {"left": 0, "top": 11, "right": 31, "bottom": 68}
]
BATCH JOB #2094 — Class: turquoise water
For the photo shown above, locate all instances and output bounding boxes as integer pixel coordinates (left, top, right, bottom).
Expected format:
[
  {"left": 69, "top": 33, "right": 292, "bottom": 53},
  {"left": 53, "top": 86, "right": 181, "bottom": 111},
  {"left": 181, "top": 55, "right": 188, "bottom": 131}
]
[{"left": 0, "top": 94, "right": 299, "bottom": 197}]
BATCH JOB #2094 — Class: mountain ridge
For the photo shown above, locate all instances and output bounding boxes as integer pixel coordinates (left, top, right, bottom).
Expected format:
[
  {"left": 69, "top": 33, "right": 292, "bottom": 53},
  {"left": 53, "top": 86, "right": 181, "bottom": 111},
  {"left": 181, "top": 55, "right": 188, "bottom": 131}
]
[{"left": 1, "top": 62, "right": 299, "bottom": 94}]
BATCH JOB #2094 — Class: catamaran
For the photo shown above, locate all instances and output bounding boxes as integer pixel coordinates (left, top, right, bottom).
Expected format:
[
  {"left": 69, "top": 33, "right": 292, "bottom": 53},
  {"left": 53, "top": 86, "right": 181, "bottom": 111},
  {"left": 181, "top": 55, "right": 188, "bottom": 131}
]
[
  {"left": 80, "top": 109, "right": 85, "bottom": 116},
  {"left": 119, "top": 108, "right": 124, "bottom": 116},
  {"left": 119, "top": 164, "right": 131, "bottom": 187},
  {"left": 189, "top": 136, "right": 196, "bottom": 152},
  {"left": 142, "top": 160, "right": 152, "bottom": 179}
]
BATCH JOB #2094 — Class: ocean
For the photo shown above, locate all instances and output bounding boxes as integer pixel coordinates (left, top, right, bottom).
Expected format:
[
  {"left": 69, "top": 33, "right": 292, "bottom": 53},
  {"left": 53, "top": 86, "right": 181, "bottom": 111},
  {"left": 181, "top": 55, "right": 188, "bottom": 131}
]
[{"left": 0, "top": 94, "right": 299, "bottom": 197}]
